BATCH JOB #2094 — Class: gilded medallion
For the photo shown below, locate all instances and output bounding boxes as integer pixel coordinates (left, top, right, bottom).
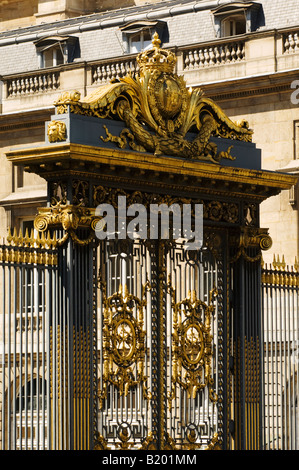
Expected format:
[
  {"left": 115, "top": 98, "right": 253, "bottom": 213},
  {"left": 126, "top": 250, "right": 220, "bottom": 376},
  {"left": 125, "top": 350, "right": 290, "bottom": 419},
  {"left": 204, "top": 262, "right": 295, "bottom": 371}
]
[
  {"left": 112, "top": 316, "right": 137, "bottom": 366},
  {"left": 182, "top": 322, "right": 204, "bottom": 368},
  {"left": 148, "top": 71, "right": 188, "bottom": 134}
]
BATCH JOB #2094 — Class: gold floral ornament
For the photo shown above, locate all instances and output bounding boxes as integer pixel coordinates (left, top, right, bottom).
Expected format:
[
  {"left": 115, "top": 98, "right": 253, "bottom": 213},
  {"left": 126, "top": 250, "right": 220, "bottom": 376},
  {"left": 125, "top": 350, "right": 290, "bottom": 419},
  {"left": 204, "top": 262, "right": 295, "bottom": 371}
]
[
  {"left": 167, "top": 279, "right": 218, "bottom": 410},
  {"left": 47, "top": 120, "right": 67, "bottom": 143},
  {"left": 98, "top": 279, "right": 152, "bottom": 409},
  {"left": 55, "top": 33, "right": 253, "bottom": 162}
]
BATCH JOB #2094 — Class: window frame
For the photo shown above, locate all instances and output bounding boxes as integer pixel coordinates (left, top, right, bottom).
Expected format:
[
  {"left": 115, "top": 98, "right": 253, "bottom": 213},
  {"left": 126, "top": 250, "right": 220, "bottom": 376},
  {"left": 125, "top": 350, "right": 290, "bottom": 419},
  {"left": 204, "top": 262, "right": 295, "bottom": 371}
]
[
  {"left": 34, "top": 35, "right": 78, "bottom": 69},
  {"left": 211, "top": 1, "right": 261, "bottom": 38},
  {"left": 120, "top": 20, "right": 165, "bottom": 54},
  {"left": 221, "top": 13, "right": 247, "bottom": 37},
  {"left": 128, "top": 30, "right": 153, "bottom": 54}
]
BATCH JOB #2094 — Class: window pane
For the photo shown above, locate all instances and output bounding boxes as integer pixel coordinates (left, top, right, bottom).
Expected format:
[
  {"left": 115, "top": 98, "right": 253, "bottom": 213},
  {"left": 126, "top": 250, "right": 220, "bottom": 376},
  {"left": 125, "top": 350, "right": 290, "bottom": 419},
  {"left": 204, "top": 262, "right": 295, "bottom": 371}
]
[
  {"left": 43, "top": 47, "right": 64, "bottom": 67},
  {"left": 130, "top": 40, "right": 141, "bottom": 53},
  {"left": 56, "top": 47, "right": 64, "bottom": 65},
  {"left": 235, "top": 20, "right": 246, "bottom": 35},
  {"left": 129, "top": 31, "right": 153, "bottom": 53},
  {"left": 43, "top": 49, "right": 53, "bottom": 67},
  {"left": 143, "top": 31, "right": 152, "bottom": 50},
  {"left": 222, "top": 14, "right": 246, "bottom": 37}
]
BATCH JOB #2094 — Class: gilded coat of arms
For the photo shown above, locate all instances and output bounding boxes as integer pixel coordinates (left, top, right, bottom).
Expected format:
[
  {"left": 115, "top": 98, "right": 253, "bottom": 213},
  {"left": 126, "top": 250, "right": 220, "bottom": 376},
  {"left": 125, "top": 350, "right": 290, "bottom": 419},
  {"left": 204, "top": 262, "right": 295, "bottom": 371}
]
[{"left": 55, "top": 33, "right": 253, "bottom": 162}]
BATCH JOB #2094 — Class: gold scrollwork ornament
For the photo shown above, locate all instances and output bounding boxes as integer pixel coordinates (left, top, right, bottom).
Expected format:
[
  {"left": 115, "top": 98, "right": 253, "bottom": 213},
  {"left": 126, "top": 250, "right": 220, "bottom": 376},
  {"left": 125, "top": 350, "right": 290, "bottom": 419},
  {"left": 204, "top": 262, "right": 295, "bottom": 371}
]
[
  {"left": 55, "top": 33, "right": 252, "bottom": 162},
  {"left": 167, "top": 280, "right": 218, "bottom": 410},
  {"left": 230, "top": 227, "right": 272, "bottom": 263},
  {"left": 98, "top": 280, "right": 152, "bottom": 409}
]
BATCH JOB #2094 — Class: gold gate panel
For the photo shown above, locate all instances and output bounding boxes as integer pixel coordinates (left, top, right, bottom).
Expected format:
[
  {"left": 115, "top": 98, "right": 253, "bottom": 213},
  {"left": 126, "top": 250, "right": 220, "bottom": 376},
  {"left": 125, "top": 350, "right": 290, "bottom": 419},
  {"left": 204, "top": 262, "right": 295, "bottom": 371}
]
[{"left": 96, "top": 240, "right": 222, "bottom": 451}]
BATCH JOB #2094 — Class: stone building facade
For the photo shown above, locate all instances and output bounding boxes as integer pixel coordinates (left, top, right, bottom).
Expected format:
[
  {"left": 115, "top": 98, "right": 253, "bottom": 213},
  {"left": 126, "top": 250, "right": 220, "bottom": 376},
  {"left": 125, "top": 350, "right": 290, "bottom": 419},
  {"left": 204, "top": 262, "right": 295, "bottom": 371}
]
[{"left": 0, "top": 0, "right": 299, "bottom": 264}]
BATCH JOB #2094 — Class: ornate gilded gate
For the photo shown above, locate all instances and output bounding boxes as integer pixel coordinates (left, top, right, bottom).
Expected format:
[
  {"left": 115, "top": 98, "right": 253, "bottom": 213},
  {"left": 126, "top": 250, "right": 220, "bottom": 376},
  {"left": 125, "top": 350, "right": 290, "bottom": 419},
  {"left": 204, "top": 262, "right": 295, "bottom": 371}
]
[
  {"left": 2, "top": 35, "right": 296, "bottom": 450},
  {"left": 95, "top": 234, "right": 224, "bottom": 450}
]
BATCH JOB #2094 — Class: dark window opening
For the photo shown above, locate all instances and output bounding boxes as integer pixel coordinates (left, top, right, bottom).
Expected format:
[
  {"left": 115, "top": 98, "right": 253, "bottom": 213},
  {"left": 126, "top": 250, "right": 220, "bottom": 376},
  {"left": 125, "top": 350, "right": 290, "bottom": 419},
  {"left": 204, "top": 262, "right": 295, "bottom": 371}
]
[
  {"left": 221, "top": 14, "right": 247, "bottom": 37},
  {"left": 16, "top": 379, "right": 47, "bottom": 413}
]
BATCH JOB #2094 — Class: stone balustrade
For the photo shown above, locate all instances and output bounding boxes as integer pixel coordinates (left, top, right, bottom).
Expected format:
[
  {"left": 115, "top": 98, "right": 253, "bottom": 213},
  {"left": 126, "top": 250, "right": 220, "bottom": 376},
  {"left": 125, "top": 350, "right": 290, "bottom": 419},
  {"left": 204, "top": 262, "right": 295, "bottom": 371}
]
[
  {"left": 6, "top": 70, "right": 60, "bottom": 97},
  {"left": 2, "top": 27, "right": 299, "bottom": 108},
  {"left": 182, "top": 39, "right": 245, "bottom": 70},
  {"left": 283, "top": 30, "right": 299, "bottom": 53},
  {"left": 91, "top": 57, "right": 139, "bottom": 84}
]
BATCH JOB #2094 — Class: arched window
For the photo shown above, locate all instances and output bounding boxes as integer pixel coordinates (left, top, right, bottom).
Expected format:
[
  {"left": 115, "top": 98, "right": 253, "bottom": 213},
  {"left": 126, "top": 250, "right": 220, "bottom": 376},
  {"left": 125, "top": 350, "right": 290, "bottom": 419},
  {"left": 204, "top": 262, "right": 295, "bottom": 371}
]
[
  {"left": 15, "top": 378, "right": 48, "bottom": 450},
  {"left": 16, "top": 378, "right": 47, "bottom": 413}
]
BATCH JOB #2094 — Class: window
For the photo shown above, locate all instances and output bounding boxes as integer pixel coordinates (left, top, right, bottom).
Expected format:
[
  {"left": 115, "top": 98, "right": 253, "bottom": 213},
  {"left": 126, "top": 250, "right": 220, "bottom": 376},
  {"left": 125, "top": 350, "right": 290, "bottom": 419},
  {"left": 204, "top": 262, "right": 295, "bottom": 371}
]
[
  {"left": 212, "top": 2, "right": 262, "bottom": 38},
  {"left": 120, "top": 20, "right": 165, "bottom": 54},
  {"left": 22, "top": 219, "right": 34, "bottom": 235},
  {"left": 14, "top": 164, "right": 24, "bottom": 190},
  {"left": 15, "top": 379, "right": 48, "bottom": 450},
  {"left": 16, "top": 379, "right": 47, "bottom": 414},
  {"left": 221, "top": 14, "right": 246, "bottom": 37},
  {"left": 42, "top": 46, "right": 64, "bottom": 68},
  {"left": 129, "top": 30, "right": 152, "bottom": 54},
  {"left": 35, "top": 35, "right": 79, "bottom": 68}
]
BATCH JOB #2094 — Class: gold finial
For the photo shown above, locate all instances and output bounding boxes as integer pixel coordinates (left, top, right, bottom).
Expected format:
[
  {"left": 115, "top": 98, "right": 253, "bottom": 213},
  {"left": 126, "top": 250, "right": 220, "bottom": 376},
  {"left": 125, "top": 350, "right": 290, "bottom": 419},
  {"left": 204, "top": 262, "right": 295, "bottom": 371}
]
[
  {"left": 152, "top": 31, "right": 161, "bottom": 49},
  {"left": 273, "top": 253, "right": 286, "bottom": 270}
]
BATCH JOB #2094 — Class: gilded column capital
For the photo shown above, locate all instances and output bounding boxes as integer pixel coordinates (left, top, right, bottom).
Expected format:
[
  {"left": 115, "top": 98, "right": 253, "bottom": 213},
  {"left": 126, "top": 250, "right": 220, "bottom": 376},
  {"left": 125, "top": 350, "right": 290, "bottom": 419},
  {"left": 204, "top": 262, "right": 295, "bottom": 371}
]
[
  {"left": 230, "top": 227, "right": 272, "bottom": 263},
  {"left": 34, "top": 203, "right": 101, "bottom": 246}
]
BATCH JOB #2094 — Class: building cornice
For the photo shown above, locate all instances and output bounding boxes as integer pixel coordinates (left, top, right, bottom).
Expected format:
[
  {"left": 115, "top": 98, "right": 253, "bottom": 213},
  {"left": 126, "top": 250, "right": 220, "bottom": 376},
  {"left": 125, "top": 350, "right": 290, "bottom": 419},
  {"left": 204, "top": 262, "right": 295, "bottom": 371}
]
[
  {"left": 197, "top": 68, "right": 299, "bottom": 102},
  {"left": 0, "top": 108, "right": 54, "bottom": 133},
  {"left": 5, "top": 143, "right": 297, "bottom": 202}
]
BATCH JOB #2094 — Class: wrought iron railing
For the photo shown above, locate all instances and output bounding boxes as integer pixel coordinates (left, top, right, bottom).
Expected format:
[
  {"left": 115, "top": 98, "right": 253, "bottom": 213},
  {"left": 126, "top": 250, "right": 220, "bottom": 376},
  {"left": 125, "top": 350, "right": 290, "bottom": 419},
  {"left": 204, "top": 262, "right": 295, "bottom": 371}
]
[
  {"left": 1, "top": 231, "right": 298, "bottom": 449},
  {"left": 261, "top": 255, "right": 299, "bottom": 450},
  {"left": 0, "top": 230, "right": 58, "bottom": 450}
]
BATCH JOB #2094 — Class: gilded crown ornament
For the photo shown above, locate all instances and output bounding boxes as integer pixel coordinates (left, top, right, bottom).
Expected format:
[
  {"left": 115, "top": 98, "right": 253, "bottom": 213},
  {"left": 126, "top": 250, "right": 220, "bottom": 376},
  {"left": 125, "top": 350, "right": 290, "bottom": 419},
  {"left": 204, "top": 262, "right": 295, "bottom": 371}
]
[
  {"left": 137, "top": 32, "right": 177, "bottom": 74},
  {"left": 55, "top": 33, "right": 253, "bottom": 162}
]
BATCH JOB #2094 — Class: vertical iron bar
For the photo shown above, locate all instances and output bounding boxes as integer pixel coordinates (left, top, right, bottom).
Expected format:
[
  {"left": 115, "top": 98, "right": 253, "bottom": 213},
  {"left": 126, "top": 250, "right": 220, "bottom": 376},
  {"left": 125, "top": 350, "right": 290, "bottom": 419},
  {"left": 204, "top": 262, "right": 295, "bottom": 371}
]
[
  {"left": 7, "top": 263, "right": 11, "bottom": 449},
  {"left": 45, "top": 263, "right": 51, "bottom": 450},
  {"left": 1, "top": 262, "right": 5, "bottom": 450},
  {"left": 18, "top": 262, "right": 23, "bottom": 450},
  {"left": 12, "top": 264, "right": 17, "bottom": 449},
  {"left": 30, "top": 266, "right": 34, "bottom": 450}
]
